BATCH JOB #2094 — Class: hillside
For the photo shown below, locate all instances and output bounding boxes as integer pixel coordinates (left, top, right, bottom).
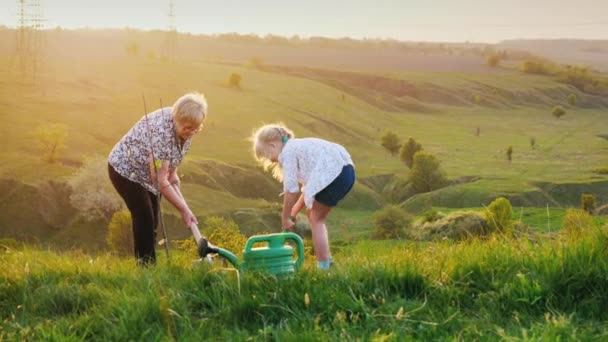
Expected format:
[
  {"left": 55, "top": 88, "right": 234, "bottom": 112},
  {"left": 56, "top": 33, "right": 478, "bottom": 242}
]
[{"left": 0, "top": 28, "right": 607, "bottom": 248}]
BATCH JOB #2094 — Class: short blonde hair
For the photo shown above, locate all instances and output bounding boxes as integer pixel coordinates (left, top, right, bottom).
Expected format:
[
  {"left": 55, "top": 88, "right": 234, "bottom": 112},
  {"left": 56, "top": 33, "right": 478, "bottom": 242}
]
[
  {"left": 250, "top": 123, "right": 295, "bottom": 181},
  {"left": 172, "top": 92, "right": 208, "bottom": 125}
]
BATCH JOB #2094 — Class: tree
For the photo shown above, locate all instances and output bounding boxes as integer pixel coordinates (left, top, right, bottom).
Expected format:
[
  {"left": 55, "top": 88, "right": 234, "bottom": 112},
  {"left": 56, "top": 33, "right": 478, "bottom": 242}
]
[
  {"left": 399, "top": 137, "right": 423, "bottom": 169},
  {"left": 34, "top": 123, "right": 68, "bottom": 163},
  {"left": 372, "top": 205, "right": 412, "bottom": 239},
  {"left": 228, "top": 72, "right": 242, "bottom": 89},
  {"left": 530, "top": 136, "right": 536, "bottom": 149},
  {"left": 568, "top": 93, "right": 577, "bottom": 106},
  {"left": 409, "top": 151, "right": 448, "bottom": 194},
  {"left": 552, "top": 105, "right": 566, "bottom": 119},
  {"left": 68, "top": 156, "right": 125, "bottom": 221},
  {"left": 506, "top": 146, "right": 513, "bottom": 163},
  {"left": 380, "top": 130, "right": 401, "bottom": 156},
  {"left": 107, "top": 210, "right": 133, "bottom": 257}
]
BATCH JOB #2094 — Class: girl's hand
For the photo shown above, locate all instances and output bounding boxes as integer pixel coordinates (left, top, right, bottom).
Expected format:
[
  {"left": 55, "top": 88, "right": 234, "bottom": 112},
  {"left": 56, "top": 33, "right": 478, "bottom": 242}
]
[
  {"left": 180, "top": 207, "right": 198, "bottom": 228},
  {"left": 282, "top": 217, "right": 295, "bottom": 231}
]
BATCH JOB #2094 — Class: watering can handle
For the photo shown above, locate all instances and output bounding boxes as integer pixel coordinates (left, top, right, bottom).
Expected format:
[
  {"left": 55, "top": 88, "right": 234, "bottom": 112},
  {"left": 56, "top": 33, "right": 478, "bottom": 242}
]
[
  {"left": 244, "top": 232, "right": 305, "bottom": 272},
  {"left": 283, "top": 232, "right": 305, "bottom": 271}
]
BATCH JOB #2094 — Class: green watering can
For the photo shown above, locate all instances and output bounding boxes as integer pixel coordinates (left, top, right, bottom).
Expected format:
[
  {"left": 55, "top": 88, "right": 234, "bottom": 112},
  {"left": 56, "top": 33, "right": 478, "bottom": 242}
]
[{"left": 190, "top": 225, "right": 304, "bottom": 276}]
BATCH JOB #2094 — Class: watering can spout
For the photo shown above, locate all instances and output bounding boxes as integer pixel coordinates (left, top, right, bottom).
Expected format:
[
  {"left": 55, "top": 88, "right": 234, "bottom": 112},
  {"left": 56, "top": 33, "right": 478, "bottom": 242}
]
[
  {"left": 196, "top": 237, "right": 242, "bottom": 269},
  {"left": 191, "top": 225, "right": 242, "bottom": 269}
]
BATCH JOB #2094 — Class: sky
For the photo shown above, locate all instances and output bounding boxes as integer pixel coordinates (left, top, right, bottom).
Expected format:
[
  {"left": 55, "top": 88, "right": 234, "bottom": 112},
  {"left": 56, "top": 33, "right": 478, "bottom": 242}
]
[{"left": 1, "top": 0, "right": 607, "bottom": 43}]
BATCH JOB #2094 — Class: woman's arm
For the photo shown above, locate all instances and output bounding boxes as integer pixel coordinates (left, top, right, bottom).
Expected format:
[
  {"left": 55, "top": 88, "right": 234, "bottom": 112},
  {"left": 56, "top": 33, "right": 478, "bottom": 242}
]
[{"left": 152, "top": 160, "right": 197, "bottom": 227}]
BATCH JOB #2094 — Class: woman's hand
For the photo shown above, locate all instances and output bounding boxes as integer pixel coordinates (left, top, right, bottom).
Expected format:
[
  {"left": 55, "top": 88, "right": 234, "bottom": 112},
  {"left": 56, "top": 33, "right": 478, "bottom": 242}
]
[{"left": 180, "top": 207, "right": 198, "bottom": 228}]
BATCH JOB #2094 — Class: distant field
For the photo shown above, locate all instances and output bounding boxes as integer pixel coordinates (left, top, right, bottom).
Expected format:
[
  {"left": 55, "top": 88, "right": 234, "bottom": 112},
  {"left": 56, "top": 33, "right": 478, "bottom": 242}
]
[{"left": 0, "top": 29, "right": 607, "bottom": 247}]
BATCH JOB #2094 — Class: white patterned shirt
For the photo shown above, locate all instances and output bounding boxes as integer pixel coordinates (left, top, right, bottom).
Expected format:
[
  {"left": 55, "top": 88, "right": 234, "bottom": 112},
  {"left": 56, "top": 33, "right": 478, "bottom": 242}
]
[
  {"left": 108, "top": 107, "right": 192, "bottom": 194},
  {"left": 279, "top": 138, "right": 354, "bottom": 208}
]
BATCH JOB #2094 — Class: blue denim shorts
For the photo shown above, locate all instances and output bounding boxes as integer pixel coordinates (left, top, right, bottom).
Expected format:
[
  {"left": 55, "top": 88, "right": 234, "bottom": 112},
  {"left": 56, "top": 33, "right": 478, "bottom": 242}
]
[{"left": 314, "top": 164, "right": 355, "bottom": 207}]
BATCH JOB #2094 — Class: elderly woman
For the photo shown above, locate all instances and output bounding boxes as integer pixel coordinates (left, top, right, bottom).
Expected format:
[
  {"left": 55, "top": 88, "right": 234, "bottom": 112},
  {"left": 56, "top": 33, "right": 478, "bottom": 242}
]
[{"left": 108, "top": 92, "right": 207, "bottom": 265}]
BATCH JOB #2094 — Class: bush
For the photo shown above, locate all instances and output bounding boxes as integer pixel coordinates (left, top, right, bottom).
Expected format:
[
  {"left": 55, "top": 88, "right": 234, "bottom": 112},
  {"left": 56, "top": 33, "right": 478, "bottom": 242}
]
[
  {"left": 372, "top": 205, "right": 412, "bottom": 239},
  {"left": 228, "top": 73, "right": 241, "bottom": 89},
  {"left": 399, "top": 137, "right": 423, "bottom": 169},
  {"left": 202, "top": 216, "right": 248, "bottom": 255},
  {"left": 530, "top": 136, "right": 536, "bottom": 149},
  {"left": 581, "top": 193, "right": 596, "bottom": 214},
  {"left": 568, "top": 93, "right": 577, "bottom": 106},
  {"left": 486, "top": 54, "right": 501, "bottom": 67},
  {"left": 552, "top": 105, "right": 566, "bottom": 119},
  {"left": 561, "top": 209, "right": 593, "bottom": 241},
  {"left": 421, "top": 211, "right": 490, "bottom": 241},
  {"left": 506, "top": 146, "right": 513, "bottom": 162},
  {"left": 484, "top": 197, "right": 513, "bottom": 233},
  {"left": 69, "top": 156, "right": 124, "bottom": 221},
  {"left": 107, "top": 210, "right": 133, "bottom": 257},
  {"left": 592, "top": 167, "right": 608, "bottom": 175},
  {"left": 380, "top": 130, "right": 401, "bottom": 156},
  {"left": 34, "top": 123, "right": 68, "bottom": 163},
  {"left": 421, "top": 209, "right": 444, "bottom": 223},
  {"left": 410, "top": 152, "right": 448, "bottom": 194}
]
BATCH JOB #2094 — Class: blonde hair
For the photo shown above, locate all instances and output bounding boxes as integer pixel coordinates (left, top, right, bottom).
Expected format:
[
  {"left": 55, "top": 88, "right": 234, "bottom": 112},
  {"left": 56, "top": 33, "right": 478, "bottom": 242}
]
[
  {"left": 250, "top": 123, "right": 295, "bottom": 181},
  {"left": 172, "top": 92, "right": 208, "bottom": 125}
]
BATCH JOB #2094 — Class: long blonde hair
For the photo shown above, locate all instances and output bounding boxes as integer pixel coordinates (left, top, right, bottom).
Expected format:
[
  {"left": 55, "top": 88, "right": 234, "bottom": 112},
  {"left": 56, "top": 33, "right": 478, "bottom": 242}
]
[{"left": 250, "top": 123, "right": 295, "bottom": 181}]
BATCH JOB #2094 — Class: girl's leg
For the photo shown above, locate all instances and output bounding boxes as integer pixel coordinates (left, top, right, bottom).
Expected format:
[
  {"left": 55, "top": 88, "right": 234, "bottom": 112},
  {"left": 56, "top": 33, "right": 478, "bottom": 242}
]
[{"left": 308, "top": 200, "right": 333, "bottom": 266}]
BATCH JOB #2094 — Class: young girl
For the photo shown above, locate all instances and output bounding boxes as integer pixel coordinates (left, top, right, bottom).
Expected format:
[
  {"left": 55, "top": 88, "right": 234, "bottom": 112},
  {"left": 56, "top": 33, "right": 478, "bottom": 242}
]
[
  {"left": 251, "top": 123, "right": 355, "bottom": 270},
  {"left": 108, "top": 92, "right": 207, "bottom": 265}
]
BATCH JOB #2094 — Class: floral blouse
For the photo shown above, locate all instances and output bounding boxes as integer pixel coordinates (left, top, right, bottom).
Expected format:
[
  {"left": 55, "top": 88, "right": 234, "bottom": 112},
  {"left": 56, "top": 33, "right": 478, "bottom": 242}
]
[
  {"left": 108, "top": 107, "right": 191, "bottom": 194},
  {"left": 279, "top": 138, "right": 354, "bottom": 208}
]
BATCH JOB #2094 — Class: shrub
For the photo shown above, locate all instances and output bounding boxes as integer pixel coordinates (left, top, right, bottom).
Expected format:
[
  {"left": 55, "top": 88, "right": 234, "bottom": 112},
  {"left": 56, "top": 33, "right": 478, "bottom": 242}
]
[
  {"left": 372, "top": 205, "right": 412, "bottom": 239},
  {"left": 484, "top": 197, "right": 513, "bottom": 233},
  {"left": 420, "top": 211, "right": 490, "bottom": 241},
  {"left": 34, "top": 123, "right": 68, "bottom": 163},
  {"left": 107, "top": 210, "right": 133, "bottom": 257},
  {"left": 592, "top": 167, "right": 608, "bottom": 175},
  {"left": 202, "top": 216, "right": 248, "bottom": 255},
  {"left": 248, "top": 56, "right": 263, "bottom": 68},
  {"left": 421, "top": 209, "right": 444, "bottom": 223},
  {"left": 68, "top": 156, "right": 124, "bottom": 221},
  {"left": 568, "top": 93, "right": 577, "bottom": 106},
  {"left": 486, "top": 54, "right": 500, "bottom": 67},
  {"left": 552, "top": 105, "right": 566, "bottom": 119},
  {"left": 380, "top": 130, "right": 401, "bottom": 156},
  {"left": 581, "top": 193, "right": 596, "bottom": 214},
  {"left": 561, "top": 209, "right": 593, "bottom": 241},
  {"left": 228, "top": 73, "right": 241, "bottom": 89},
  {"left": 410, "top": 152, "right": 448, "bottom": 193},
  {"left": 399, "top": 137, "right": 423, "bottom": 169}
]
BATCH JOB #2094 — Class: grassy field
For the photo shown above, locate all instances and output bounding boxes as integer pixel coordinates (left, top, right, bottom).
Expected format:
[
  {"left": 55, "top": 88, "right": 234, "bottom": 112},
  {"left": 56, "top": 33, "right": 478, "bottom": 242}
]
[
  {"left": 1, "top": 28, "right": 608, "bottom": 339},
  {"left": 1, "top": 225, "right": 607, "bottom": 340}
]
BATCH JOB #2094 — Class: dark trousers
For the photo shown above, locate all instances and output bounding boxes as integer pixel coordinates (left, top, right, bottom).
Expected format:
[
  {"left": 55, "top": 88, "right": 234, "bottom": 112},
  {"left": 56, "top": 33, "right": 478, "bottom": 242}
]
[{"left": 108, "top": 163, "right": 159, "bottom": 265}]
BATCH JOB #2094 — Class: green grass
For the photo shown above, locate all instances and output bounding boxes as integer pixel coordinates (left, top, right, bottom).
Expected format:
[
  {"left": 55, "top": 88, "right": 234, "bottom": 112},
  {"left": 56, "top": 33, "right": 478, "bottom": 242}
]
[{"left": 2, "top": 227, "right": 608, "bottom": 340}]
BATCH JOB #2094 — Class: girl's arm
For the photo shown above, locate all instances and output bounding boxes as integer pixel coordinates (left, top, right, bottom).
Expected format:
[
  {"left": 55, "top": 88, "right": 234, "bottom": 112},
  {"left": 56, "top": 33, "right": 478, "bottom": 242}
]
[
  {"left": 282, "top": 192, "right": 299, "bottom": 230},
  {"left": 291, "top": 193, "right": 305, "bottom": 217}
]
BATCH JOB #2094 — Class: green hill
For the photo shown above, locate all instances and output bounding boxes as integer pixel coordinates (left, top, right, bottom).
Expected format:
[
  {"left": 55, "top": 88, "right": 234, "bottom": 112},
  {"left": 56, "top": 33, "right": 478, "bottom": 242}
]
[{"left": 0, "top": 28, "right": 607, "bottom": 247}]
